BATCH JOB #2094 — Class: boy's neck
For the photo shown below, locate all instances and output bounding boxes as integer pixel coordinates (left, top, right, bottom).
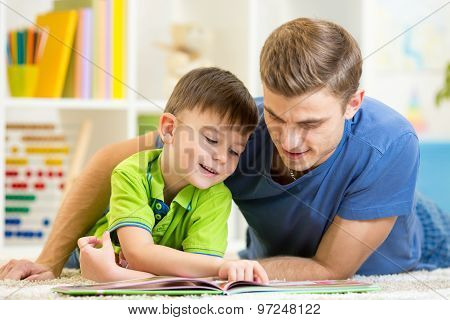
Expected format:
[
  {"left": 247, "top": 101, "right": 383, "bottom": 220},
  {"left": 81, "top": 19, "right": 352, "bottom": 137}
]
[{"left": 159, "top": 151, "right": 189, "bottom": 204}]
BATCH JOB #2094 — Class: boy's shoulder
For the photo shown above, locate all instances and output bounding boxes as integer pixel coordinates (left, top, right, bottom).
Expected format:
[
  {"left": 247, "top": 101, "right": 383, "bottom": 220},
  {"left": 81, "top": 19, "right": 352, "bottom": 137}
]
[
  {"left": 113, "top": 149, "right": 162, "bottom": 176},
  {"left": 195, "top": 182, "right": 232, "bottom": 200},
  {"left": 197, "top": 182, "right": 231, "bottom": 196},
  {"left": 191, "top": 182, "right": 232, "bottom": 209}
]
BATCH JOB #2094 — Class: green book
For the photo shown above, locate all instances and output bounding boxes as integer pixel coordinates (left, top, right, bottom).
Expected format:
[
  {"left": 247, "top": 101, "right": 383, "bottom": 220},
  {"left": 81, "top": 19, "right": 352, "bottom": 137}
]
[
  {"left": 53, "top": 0, "right": 94, "bottom": 10},
  {"left": 53, "top": 276, "right": 380, "bottom": 296}
]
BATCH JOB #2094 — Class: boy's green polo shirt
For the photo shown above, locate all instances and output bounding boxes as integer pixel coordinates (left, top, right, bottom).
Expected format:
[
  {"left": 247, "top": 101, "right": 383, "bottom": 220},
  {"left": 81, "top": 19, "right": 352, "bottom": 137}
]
[{"left": 89, "top": 149, "right": 231, "bottom": 257}]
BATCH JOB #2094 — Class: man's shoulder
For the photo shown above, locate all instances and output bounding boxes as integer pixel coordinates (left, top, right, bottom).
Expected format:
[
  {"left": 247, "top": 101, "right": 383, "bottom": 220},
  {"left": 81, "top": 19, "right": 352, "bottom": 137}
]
[{"left": 349, "top": 96, "right": 417, "bottom": 155}]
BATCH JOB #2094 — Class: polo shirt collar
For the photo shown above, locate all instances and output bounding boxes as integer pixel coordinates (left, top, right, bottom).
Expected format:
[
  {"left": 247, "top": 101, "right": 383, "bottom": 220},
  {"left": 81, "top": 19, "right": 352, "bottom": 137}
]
[{"left": 172, "top": 184, "right": 194, "bottom": 211}]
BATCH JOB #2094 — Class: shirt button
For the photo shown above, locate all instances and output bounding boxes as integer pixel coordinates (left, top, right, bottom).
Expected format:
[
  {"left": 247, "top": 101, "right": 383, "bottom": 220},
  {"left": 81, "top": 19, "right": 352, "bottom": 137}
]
[
  {"left": 155, "top": 214, "right": 162, "bottom": 220},
  {"left": 155, "top": 203, "right": 162, "bottom": 210}
]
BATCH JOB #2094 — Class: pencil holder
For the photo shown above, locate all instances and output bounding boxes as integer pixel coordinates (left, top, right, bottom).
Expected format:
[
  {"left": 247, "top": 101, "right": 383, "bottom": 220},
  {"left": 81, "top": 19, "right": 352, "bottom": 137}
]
[{"left": 7, "top": 64, "right": 39, "bottom": 97}]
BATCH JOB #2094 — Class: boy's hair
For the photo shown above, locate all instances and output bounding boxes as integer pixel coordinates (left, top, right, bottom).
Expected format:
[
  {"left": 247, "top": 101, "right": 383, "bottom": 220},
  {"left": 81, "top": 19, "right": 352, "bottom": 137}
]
[
  {"left": 260, "top": 18, "right": 362, "bottom": 105},
  {"left": 165, "top": 67, "right": 259, "bottom": 134}
]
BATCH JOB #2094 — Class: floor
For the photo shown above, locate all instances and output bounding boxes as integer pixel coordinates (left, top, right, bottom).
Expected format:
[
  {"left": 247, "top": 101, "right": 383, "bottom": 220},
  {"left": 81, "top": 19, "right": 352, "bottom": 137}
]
[{"left": 1, "top": 266, "right": 449, "bottom": 300}]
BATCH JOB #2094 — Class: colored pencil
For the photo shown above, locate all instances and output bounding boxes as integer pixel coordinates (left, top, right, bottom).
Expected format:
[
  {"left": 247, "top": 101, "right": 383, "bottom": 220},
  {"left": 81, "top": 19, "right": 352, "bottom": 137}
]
[
  {"left": 10, "top": 31, "right": 17, "bottom": 64},
  {"left": 6, "top": 34, "right": 12, "bottom": 64},
  {"left": 33, "top": 30, "right": 39, "bottom": 63},
  {"left": 17, "top": 30, "right": 24, "bottom": 64},
  {"left": 26, "top": 27, "right": 35, "bottom": 64}
]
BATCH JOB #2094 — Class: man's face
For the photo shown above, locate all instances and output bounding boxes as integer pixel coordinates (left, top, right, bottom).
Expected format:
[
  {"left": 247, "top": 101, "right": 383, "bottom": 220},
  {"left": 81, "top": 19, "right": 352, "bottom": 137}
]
[{"left": 263, "top": 86, "right": 350, "bottom": 174}]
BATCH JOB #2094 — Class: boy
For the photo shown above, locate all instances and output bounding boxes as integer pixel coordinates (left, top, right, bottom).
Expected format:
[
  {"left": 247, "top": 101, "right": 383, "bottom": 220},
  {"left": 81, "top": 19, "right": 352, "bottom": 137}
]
[{"left": 75, "top": 67, "right": 269, "bottom": 283}]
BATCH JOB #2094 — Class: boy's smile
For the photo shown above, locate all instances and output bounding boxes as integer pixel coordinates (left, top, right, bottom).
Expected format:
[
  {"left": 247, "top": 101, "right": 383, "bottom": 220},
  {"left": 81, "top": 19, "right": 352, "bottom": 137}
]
[{"left": 198, "top": 163, "right": 219, "bottom": 176}]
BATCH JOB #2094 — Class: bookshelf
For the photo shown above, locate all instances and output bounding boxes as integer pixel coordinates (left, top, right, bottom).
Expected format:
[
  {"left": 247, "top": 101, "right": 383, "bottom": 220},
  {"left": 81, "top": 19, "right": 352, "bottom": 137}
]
[{"left": 0, "top": 0, "right": 264, "bottom": 254}]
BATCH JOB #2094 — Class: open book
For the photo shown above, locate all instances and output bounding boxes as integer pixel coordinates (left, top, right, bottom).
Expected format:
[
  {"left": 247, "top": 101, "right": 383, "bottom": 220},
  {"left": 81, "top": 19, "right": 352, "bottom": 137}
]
[{"left": 54, "top": 276, "right": 379, "bottom": 296}]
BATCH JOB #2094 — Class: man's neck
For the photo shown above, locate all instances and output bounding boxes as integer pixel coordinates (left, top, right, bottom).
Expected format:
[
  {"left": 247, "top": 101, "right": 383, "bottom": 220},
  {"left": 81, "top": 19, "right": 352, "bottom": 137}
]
[
  {"left": 270, "top": 149, "right": 305, "bottom": 184},
  {"left": 270, "top": 146, "right": 338, "bottom": 184}
]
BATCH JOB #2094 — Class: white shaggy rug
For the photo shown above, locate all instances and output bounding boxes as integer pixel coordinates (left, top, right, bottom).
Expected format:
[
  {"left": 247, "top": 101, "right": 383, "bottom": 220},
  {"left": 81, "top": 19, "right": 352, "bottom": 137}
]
[{"left": 1, "top": 267, "right": 449, "bottom": 300}]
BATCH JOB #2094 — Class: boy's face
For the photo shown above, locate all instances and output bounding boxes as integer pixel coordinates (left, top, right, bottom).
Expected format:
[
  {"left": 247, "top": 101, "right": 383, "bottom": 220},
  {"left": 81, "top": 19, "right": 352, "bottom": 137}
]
[
  {"left": 263, "top": 85, "right": 362, "bottom": 175},
  {"left": 165, "top": 108, "right": 251, "bottom": 189}
]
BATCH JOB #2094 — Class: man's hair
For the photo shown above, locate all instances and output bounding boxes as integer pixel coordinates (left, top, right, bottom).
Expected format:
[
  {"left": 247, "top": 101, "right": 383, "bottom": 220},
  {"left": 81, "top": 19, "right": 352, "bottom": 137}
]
[
  {"left": 165, "top": 67, "right": 259, "bottom": 134},
  {"left": 260, "top": 18, "right": 362, "bottom": 105}
]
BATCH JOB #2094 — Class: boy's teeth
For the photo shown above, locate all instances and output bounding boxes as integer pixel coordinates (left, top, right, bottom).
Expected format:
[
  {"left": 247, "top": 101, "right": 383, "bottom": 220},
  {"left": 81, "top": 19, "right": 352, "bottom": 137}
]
[{"left": 201, "top": 164, "right": 216, "bottom": 174}]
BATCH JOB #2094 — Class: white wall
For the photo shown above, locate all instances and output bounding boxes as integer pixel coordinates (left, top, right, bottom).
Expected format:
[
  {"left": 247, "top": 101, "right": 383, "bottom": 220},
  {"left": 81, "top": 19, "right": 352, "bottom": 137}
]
[{"left": 362, "top": 0, "right": 450, "bottom": 140}]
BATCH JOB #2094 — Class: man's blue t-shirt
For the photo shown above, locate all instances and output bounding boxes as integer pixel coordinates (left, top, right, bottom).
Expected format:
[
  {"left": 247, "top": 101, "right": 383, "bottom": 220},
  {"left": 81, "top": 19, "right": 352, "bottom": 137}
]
[{"left": 225, "top": 96, "right": 423, "bottom": 275}]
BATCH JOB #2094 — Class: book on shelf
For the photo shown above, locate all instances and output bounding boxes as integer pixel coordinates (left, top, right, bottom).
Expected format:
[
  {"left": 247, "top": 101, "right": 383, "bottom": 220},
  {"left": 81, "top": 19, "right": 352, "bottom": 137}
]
[
  {"left": 54, "top": 0, "right": 126, "bottom": 99},
  {"left": 111, "top": 0, "right": 126, "bottom": 99},
  {"left": 74, "top": 8, "right": 93, "bottom": 98},
  {"left": 53, "top": 276, "right": 379, "bottom": 296},
  {"left": 34, "top": 10, "right": 78, "bottom": 98},
  {"left": 61, "top": 8, "right": 93, "bottom": 98}
]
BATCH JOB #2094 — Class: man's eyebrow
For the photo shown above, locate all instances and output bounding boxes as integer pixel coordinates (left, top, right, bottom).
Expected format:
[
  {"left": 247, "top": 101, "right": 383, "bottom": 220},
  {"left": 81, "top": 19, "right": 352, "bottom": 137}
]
[
  {"left": 263, "top": 105, "right": 281, "bottom": 119},
  {"left": 264, "top": 104, "right": 326, "bottom": 124},
  {"left": 296, "top": 118, "right": 327, "bottom": 125}
]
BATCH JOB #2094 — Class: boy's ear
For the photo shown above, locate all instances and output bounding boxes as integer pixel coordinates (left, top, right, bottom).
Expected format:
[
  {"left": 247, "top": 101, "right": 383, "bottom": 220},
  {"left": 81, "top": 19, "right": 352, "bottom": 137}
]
[
  {"left": 158, "top": 113, "right": 177, "bottom": 144},
  {"left": 344, "top": 89, "right": 365, "bottom": 119}
]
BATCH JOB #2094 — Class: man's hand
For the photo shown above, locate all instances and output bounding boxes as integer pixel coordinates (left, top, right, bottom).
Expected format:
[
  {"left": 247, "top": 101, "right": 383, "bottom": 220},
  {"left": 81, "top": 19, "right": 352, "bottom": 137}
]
[
  {"left": 78, "top": 231, "right": 120, "bottom": 282},
  {"left": 218, "top": 260, "right": 269, "bottom": 284},
  {"left": 0, "top": 259, "right": 55, "bottom": 281}
]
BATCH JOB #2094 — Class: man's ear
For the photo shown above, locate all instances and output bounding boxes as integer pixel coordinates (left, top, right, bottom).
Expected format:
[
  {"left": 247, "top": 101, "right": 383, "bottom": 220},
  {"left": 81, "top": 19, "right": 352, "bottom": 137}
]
[
  {"left": 344, "top": 89, "right": 365, "bottom": 120},
  {"left": 158, "top": 113, "right": 177, "bottom": 145}
]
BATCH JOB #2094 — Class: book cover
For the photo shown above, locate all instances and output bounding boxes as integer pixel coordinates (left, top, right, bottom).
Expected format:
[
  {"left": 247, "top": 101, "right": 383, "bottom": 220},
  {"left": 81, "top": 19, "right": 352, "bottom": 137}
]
[
  {"left": 54, "top": 0, "right": 100, "bottom": 98},
  {"left": 54, "top": 276, "right": 379, "bottom": 296},
  {"left": 104, "top": 0, "right": 112, "bottom": 98},
  {"left": 74, "top": 8, "right": 93, "bottom": 98},
  {"left": 35, "top": 10, "right": 78, "bottom": 97},
  {"left": 93, "top": 0, "right": 107, "bottom": 98},
  {"left": 62, "top": 39, "right": 75, "bottom": 97},
  {"left": 111, "top": 0, "right": 126, "bottom": 99}
]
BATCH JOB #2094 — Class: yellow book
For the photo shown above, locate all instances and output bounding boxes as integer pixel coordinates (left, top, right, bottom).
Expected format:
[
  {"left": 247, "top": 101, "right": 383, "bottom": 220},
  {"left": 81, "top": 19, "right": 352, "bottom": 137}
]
[
  {"left": 111, "top": 0, "right": 126, "bottom": 99},
  {"left": 35, "top": 10, "right": 78, "bottom": 97}
]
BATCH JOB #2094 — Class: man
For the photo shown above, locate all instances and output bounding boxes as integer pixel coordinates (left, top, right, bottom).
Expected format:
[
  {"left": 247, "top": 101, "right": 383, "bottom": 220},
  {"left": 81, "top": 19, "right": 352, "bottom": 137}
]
[{"left": 1, "top": 18, "right": 448, "bottom": 281}]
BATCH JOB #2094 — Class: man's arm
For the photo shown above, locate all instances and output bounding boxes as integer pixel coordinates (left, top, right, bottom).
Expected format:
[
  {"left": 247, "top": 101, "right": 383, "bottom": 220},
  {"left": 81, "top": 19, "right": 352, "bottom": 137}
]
[
  {"left": 258, "top": 215, "right": 397, "bottom": 281},
  {"left": 0, "top": 131, "right": 158, "bottom": 280}
]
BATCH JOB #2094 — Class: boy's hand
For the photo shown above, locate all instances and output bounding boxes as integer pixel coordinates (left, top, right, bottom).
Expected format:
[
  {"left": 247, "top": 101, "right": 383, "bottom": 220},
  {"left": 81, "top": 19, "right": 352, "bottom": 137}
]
[
  {"left": 78, "top": 231, "right": 120, "bottom": 282},
  {"left": 218, "top": 260, "right": 269, "bottom": 284}
]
